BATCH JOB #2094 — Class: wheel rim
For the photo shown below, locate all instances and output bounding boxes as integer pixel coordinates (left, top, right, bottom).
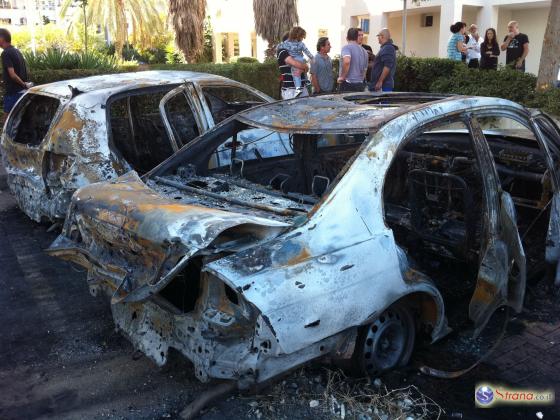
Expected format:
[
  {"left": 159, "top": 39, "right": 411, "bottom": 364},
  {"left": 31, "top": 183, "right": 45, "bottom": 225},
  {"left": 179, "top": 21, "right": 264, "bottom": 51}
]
[{"left": 362, "top": 308, "right": 413, "bottom": 375}]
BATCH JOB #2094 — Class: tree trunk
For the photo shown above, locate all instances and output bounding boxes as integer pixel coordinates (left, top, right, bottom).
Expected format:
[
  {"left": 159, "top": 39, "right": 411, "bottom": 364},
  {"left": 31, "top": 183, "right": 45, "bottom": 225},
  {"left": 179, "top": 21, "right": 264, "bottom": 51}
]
[
  {"left": 114, "top": 0, "right": 128, "bottom": 57},
  {"left": 537, "top": 0, "right": 560, "bottom": 90}
]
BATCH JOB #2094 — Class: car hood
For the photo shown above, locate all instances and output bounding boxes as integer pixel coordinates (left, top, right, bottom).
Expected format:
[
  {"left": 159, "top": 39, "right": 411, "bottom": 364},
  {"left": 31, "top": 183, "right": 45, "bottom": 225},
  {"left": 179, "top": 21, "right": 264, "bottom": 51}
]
[{"left": 47, "top": 171, "right": 290, "bottom": 302}]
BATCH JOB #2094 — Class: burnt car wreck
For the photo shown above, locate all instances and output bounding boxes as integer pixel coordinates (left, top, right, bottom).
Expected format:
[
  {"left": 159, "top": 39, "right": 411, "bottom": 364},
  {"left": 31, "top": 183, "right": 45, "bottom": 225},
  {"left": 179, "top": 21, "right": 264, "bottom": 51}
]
[
  {"left": 0, "top": 71, "right": 271, "bottom": 222},
  {"left": 47, "top": 93, "right": 560, "bottom": 387}
]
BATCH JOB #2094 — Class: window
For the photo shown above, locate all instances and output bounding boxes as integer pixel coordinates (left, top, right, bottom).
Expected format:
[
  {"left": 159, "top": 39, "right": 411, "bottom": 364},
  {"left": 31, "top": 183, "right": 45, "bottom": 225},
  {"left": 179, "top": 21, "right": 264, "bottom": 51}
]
[
  {"left": 109, "top": 90, "right": 176, "bottom": 174},
  {"left": 422, "top": 15, "right": 433, "bottom": 27},
  {"left": 360, "top": 18, "right": 370, "bottom": 34},
  {"left": 163, "top": 90, "right": 200, "bottom": 148},
  {"left": 10, "top": 94, "right": 60, "bottom": 146},
  {"left": 476, "top": 115, "right": 535, "bottom": 140},
  {"left": 201, "top": 85, "right": 266, "bottom": 124},
  {"left": 318, "top": 29, "right": 328, "bottom": 37},
  {"left": 0, "top": 18, "right": 11, "bottom": 24},
  {"left": 384, "top": 119, "right": 484, "bottom": 261}
]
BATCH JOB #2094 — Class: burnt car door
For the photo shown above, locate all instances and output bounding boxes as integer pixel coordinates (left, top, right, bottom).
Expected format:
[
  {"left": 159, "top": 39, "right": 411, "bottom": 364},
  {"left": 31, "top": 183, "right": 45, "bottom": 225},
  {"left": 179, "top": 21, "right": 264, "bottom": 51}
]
[
  {"left": 531, "top": 113, "right": 560, "bottom": 285},
  {"left": 1, "top": 93, "right": 64, "bottom": 218},
  {"left": 159, "top": 83, "right": 209, "bottom": 151},
  {"left": 466, "top": 115, "right": 527, "bottom": 336},
  {"left": 469, "top": 109, "right": 559, "bottom": 333}
]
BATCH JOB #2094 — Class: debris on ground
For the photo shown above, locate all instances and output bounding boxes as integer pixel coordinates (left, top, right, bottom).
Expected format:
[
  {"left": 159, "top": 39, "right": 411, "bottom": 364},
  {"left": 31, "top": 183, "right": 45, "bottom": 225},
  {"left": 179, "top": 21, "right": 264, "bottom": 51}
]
[{"left": 241, "top": 368, "right": 444, "bottom": 420}]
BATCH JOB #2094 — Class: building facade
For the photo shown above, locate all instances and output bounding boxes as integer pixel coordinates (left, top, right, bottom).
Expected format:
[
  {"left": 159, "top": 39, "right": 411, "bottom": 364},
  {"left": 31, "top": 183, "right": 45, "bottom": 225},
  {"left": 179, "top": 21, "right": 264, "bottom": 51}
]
[
  {"left": 0, "top": 0, "right": 64, "bottom": 27},
  {"left": 209, "top": 0, "right": 550, "bottom": 75}
]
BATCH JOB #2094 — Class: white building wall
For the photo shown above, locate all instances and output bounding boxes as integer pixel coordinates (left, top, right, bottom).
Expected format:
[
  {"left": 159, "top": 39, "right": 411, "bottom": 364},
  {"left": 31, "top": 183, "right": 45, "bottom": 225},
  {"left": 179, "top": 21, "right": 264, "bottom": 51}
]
[{"left": 387, "top": 12, "right": 441, "bottom": 58}]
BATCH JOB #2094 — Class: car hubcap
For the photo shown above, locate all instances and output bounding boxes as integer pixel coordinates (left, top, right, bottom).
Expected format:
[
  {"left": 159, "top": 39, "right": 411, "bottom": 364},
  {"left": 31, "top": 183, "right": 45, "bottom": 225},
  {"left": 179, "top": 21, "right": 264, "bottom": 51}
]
[{"left": 362, "top": 308, "right": 412, "bottom": 375}]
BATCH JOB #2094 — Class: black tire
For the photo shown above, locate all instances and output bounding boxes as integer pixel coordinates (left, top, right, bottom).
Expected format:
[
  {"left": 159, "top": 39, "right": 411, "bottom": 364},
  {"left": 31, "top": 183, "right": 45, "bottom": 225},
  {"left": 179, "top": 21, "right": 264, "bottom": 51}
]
[{"left": 351, "top": 303, "right": 416, "bottom": 377}]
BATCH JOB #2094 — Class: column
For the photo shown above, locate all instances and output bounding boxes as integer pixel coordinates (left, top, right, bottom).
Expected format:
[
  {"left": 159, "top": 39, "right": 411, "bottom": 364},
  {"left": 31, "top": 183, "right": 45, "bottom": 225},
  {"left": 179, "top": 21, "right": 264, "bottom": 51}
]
[
  {"left": 213, "top": 33, "right": 223, "bottom": 64},
  {"left": 438, "top": 0, "right": 463, "bottom": 58},
  {"left": 226, "top": 33, "right": 235, "bottom": 61},
  {"left": 478, "top": 5, "right": 498, "bottom": 34},
  {"left": 256, "top": 35, "right": 267, "bottom": 62},
  {"left": 238, "top": 31, "right": 252, "bottom": 58}
]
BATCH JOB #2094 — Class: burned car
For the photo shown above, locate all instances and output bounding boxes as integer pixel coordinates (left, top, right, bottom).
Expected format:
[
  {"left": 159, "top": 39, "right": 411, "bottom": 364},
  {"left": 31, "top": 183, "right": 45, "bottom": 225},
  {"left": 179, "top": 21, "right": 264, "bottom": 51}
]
[
  {"left": 47, "top": 93, "right": 560, "bottom": 386},
  {"left": 0, "top": 70, "right": 271, "bottom": 222}
]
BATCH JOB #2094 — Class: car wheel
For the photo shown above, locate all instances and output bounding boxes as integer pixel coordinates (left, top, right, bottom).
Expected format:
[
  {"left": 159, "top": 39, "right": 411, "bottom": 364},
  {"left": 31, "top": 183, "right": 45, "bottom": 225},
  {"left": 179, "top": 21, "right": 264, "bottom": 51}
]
[{"left": 352, "top": 303, "right": 416, "bottom": 377}]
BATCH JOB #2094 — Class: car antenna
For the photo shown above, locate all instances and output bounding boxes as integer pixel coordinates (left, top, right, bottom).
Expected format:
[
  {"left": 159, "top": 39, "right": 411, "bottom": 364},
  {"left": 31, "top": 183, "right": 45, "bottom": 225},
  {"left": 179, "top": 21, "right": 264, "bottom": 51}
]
[{"left": 68, "top": 85, "right": 84, "bottom": 98}]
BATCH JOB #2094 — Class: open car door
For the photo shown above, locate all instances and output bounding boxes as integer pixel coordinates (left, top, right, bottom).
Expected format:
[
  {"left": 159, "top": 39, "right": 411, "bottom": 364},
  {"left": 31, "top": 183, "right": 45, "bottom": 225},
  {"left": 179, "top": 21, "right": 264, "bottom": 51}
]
[
  {"left": 467, "top": 116, "right": 527, "bottom": 336},
  {"left": 533, "top": 113, "right": 560, "bottom": 286},
  {"left": 159, "top": 82, "right": 210, "bottom": 151}
]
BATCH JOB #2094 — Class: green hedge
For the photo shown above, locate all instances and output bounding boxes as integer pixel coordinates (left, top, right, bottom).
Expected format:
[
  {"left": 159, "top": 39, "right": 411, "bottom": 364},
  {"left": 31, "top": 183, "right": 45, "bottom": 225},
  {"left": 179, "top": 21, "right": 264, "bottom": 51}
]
[
  {"left": 395, "top": 56, "right": 463, "bottom": 92},
  {"left": 3, "top": 58, "right": 559, "bottom": 116},
  {"left": 146, "top": 62, "right": 279, "bottom": 98}
]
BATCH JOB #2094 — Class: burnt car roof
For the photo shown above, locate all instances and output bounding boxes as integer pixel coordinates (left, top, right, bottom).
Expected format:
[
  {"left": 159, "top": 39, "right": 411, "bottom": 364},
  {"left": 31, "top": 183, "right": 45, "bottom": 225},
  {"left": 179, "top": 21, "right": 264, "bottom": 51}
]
[
  {"left": 235, "top": 92, "right": 455, "bottom": 134},
  {"left": 30, "top": 70, "right": 234, "bottom": 100}
]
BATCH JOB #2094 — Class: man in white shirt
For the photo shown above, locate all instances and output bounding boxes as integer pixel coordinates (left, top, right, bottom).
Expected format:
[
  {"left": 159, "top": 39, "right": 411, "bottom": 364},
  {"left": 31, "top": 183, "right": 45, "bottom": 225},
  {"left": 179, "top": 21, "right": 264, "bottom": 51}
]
[{"left": 466, "top": 24, "right": 482, "bottom": 68}]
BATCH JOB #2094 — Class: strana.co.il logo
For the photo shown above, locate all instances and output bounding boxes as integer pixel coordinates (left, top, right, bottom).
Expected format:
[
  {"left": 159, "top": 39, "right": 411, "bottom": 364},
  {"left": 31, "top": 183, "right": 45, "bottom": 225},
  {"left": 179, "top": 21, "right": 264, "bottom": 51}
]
[
  {"left": 475, "top": 385, "right": 494, "bottom": 406},
  {"left": 475, "top": 382, "right": 554, "bottom": 407}
]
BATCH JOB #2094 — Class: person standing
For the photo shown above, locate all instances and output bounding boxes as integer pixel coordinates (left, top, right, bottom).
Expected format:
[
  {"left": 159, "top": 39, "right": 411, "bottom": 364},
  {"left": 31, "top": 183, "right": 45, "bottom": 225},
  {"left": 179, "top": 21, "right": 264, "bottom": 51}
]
[
  {"left": 501, "top": 21, "right": 529, "bottom": 71},
  {"left": 0, "top": 28, "right": 29, "bottom": 115},
  {"left": 447, "top": 22, "right": 467, "bottom": 61},
  {"left": 277, "top": 31, "right": 310, "bottom": 100},
  {"left": 369, "top": 28, "right": 397, "bottom": 92},
  {"left": 310, "top": 37, "right": 334, "bottom": 95},
  {"left": 465, "top": 24, "right": 482, "bottom": 68},
  {"left": 358, "top": 29, "right": 374, "bottom": 83},
  {"left": 276, "top": 26, "right": 314, "bottom": 89},
  {"left": 337, "top": 28, "right": 368, "bottom": 92},
  {"left": 480, "top": 28, "right": 500, "bottom": 70}
]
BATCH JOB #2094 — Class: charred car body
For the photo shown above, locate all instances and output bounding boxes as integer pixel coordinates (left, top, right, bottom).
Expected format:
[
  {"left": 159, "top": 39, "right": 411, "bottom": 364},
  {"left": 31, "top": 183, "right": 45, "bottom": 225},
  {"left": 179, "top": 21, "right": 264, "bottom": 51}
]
[
  {"left": 48, "top": 93, "right": 560, "bottom": 386},
  {"left": 0, "top": 71, "right": 271, "bottom": 222}
]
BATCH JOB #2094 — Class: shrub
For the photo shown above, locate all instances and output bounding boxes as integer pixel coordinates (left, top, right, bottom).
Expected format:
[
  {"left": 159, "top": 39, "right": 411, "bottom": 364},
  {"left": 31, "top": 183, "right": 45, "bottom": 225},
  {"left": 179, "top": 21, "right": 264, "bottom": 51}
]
[
  {"left": 148, "top": 62, "right": 279, "bottom": 98},
  {"left": 430, "top": 65, "right": 538, "bottom": 104},
  {"left": 29, "top": 69, "right": 120, "bottom": 86},
  {"left": 24, "top": 49, "right": 119, "bottom": 71},
  {"left": 236, "top": 57, "right": 260, "bottom": 63},
  {"left": 528, "top": 88, "right": 560, "bottom": 117},
  {"left": 395, "top": 56, "right": 463, "bottom": 92}
]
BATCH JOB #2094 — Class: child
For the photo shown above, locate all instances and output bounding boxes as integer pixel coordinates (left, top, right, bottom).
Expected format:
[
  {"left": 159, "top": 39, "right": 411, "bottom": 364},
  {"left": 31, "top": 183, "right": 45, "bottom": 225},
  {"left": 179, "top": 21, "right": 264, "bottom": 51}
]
[{"left": 277, "top": 26, "right": 314, "bottom": 88}]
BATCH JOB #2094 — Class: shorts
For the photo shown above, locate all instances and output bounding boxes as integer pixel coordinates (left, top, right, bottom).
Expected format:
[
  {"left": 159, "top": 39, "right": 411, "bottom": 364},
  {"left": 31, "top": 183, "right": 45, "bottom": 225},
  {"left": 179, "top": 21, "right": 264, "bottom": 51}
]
[{"left": 3, "top": 92, "right": 23, "bottom": 113}]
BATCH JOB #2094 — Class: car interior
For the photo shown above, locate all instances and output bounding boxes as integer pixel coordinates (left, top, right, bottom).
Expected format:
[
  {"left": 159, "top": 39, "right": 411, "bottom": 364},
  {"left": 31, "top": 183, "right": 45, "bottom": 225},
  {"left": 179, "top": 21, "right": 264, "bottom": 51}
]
[
  {"left": 109, "top": 85, "right": 267, "bottom": 174},
  {"left": 383, "top": 116, "right": 555, "bottom": 327}
]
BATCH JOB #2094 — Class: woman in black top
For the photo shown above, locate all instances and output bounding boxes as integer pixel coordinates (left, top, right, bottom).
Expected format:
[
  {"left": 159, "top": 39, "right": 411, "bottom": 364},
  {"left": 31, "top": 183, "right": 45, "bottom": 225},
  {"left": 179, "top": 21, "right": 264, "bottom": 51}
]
[{"left": 480, "top": 28, "right": 500, "bottom": 70}]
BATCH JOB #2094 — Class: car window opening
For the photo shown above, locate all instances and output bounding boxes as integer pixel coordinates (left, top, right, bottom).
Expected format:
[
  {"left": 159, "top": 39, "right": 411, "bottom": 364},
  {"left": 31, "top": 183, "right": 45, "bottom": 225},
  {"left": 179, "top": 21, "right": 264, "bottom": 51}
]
[
  {"left": 201, "top": 86, "right": 267, "bottom": 124},
  {"left": 383, "top": 120, "right": 486, "bottom": 328},
  {"left": 10, "top": 94, "right": 60, "bottom": 146},
  {"left": 150, "top": 124, "right": 367, "bottom": 222}
]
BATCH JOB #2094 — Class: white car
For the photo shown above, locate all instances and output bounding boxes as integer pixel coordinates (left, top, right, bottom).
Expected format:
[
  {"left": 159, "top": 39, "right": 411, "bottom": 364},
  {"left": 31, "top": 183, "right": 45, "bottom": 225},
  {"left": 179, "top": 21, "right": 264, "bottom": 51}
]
[{"left": 0, "top": 71, "right": 271, "bottom": 222}]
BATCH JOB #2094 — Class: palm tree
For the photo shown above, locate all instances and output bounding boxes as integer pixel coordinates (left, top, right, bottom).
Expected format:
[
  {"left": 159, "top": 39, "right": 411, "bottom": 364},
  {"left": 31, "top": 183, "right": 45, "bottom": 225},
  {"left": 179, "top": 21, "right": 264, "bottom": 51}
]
[
  {"left": 169, "top": 0, "right": 206, "bottom": 62},
  {"left": 60, "top": 0, "right": 166, "bottom": 57},
  {"left": 253, "top": 0, "right": 298, "bottom": 56},
  {"left": 537, "top": 0, "right": 559, "bottom": 90}
]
